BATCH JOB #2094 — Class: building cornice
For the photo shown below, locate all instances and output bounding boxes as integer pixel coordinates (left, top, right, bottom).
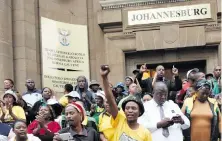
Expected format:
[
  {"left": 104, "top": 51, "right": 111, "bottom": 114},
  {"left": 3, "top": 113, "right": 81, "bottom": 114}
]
[
  {"left": 205, "top": 24, "right": 221, "bottom": 32},
  {"left": 100, "top": 0, "right": 188, "bottom": 10}
]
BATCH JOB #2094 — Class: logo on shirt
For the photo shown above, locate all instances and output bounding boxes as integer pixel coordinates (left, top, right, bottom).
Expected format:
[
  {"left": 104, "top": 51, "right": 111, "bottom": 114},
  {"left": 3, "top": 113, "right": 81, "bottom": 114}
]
[{"left": 119, "top": 133, "right": 137, "bottom": 141}]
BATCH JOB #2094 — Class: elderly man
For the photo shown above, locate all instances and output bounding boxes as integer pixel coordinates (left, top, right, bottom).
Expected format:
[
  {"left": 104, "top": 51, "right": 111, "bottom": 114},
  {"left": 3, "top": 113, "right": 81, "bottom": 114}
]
[{"left": 138, "top": 82, "right": 190, "bottom": 141}]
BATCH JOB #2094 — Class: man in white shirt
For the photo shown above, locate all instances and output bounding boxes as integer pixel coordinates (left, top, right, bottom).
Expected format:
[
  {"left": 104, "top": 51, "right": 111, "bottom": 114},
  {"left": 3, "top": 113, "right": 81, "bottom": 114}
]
[{"left": 138, "top": 82, "right": 190, "bottom": 141}]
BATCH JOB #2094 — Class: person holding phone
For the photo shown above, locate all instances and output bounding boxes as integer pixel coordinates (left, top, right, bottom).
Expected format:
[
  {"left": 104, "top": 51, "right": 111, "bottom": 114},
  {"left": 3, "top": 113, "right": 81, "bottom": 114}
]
[
  {"left": 53, "top": 102, "right": 99, "bottom": 141},
  {"left": 138, "top": 82, "right": 190, "bottom": 141},
  {"left": 136, "top": 65, "right": 182, "bottom": 100}
]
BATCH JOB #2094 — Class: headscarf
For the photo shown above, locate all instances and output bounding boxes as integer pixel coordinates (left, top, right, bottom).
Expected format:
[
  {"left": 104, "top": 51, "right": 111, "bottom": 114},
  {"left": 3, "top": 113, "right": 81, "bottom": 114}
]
[{"left": 195, "top": 79, "right": 212, "bottom": 91}]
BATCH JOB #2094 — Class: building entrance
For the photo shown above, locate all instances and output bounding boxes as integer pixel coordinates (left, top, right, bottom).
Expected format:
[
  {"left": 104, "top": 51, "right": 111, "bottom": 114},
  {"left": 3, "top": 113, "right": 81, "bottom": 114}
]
[
  {"left": 125, "top": 46, "right": 218, "bottom": 79},
  {"left": 136, "top": 60, "right": 206, "bottom": 80}
]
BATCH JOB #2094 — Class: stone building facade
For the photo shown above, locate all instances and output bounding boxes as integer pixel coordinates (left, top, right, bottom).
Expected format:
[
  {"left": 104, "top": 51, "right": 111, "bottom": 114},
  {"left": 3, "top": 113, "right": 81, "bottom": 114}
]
[{"left": 0, "top": 0, "right": 221, "bottom": 94}]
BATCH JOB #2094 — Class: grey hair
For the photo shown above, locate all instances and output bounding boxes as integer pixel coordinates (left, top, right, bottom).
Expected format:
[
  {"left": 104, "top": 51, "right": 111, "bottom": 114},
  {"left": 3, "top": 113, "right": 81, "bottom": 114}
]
[{"left": 153, "top": 82, "right": 168, "bottom": 94}]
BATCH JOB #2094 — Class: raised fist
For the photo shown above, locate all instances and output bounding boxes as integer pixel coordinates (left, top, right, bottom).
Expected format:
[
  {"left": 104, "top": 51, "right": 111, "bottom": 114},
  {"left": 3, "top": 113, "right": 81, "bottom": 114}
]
[{"left": 100, "top": 65, "right": 110, "bottom": 77}]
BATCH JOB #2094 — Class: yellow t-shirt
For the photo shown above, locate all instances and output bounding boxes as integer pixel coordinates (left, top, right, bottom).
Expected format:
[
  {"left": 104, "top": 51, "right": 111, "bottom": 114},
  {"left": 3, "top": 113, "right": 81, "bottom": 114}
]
[
  {"left": 59, "top": 95, "right": 68, "bottom": 107},
  {"left": 98, "top": 112, "right": 114, "bottom": 140},
  {"left": 0, "top": 106, "right": 26, "bottom": 122},
  {"left": 82, "top": 116, "right": 88, "bottom": 126},
  {"left": 110, "top": 111, "right": 152, "bottom": 141}
]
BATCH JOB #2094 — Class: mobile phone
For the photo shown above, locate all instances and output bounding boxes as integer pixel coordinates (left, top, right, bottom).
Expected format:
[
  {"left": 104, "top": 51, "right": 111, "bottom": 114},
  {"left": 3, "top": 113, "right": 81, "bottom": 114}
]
[
  {"left": 172, "top": 115, "right": 180, "bottom": 120},
  {"left": 59, "top": 133, "right": 73, "bottom": 141}
]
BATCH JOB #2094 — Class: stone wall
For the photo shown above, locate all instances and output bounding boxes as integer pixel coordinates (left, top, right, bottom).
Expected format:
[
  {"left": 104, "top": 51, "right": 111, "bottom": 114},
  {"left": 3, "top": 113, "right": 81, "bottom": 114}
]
[
  {"left": 0, "top": 0, "right": 105, "bottom": 96},
  {"left": 0, "top": 0, "right": 13, "bottom": 93}
]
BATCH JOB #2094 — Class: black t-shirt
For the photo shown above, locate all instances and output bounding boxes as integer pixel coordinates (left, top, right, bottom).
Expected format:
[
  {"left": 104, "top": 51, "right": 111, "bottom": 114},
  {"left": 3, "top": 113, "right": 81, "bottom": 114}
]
[{"left": 59, "top": 126, "right": 99, "bottom": 141}]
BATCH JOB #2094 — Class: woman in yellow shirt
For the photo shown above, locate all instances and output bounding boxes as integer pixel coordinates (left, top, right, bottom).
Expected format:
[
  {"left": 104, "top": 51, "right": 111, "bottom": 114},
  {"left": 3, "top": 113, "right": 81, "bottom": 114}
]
[
  {"left": 100, "top": 65, "right": 152, "bottom": 141},
  {"left": 0, "top": 90, "right": 26, "bottom": 126},
  {"left": 98, "top": 98, "right": 115, "bottom": 141}
]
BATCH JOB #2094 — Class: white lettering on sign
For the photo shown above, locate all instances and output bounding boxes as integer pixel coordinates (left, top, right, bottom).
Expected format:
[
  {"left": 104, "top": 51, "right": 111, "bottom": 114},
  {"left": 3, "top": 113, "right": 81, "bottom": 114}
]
[{"left": 128, "top": 4, "right": 211, "bottom": 25}]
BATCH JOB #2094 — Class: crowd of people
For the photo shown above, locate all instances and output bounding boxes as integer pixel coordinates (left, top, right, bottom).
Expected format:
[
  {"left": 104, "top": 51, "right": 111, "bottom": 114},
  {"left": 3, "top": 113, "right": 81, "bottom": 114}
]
[{"left": 0, "top": 64, "right": 221, "bottom": 141}]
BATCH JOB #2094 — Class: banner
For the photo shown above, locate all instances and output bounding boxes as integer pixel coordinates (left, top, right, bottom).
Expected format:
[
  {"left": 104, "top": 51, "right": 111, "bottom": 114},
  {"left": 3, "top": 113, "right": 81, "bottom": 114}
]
[{"left": 41, "top": 17, "right": 89, "bottom": 92}]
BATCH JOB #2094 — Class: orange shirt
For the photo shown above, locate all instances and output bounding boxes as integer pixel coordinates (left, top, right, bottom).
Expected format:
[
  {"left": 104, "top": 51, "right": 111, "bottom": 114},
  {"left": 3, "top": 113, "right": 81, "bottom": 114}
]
[{"left": 190, "top": 100, "right": 213, "bottom": 141}]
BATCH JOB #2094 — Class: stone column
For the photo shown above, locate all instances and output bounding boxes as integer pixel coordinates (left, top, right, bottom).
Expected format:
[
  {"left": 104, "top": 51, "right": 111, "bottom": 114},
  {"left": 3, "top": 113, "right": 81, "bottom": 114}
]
[
  {"left": 12, "top": 0, "right": 40, "bottom": 93},
  {"left": 0, "top": 0, "right": 14, "bottom": 93},
  {"left": 218, "top": 43, "right": 221, "bottom": 66}
]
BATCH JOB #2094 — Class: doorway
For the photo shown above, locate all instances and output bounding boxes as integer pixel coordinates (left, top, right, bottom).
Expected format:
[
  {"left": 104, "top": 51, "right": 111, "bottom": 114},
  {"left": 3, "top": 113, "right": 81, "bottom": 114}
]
[{"left": 136, "top": 60, "right": 206, "bottom": 79}]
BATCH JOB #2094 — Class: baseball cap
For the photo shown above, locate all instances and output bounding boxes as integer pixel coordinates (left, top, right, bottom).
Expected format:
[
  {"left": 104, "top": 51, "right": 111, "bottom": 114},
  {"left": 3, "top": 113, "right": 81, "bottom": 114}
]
[
  {"left": 96, "top": 91, "right": 105, "bottom": 100},
  {"left": 66, "top": 91, "right": 81, "bottom": 99},
  {"left": 3, "top": 90, "right": 18, "bottom": 102},
  {"left": 125, "top": 76, "right": 134, "bottom": 82},
  {"left": 205, "top": 73, "right": 214, "bottom": 79},
  {"left": 47, "top": 99, "right": 58, "bottom": 105},
  {"left": 187, "top": 68, "right": 199, "bottom": 79}
]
